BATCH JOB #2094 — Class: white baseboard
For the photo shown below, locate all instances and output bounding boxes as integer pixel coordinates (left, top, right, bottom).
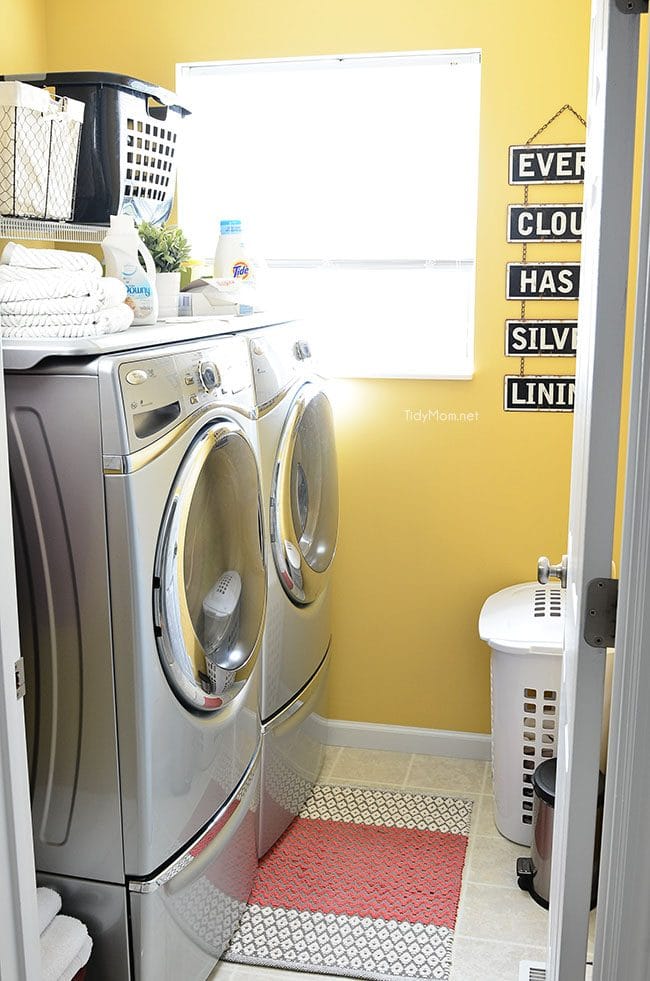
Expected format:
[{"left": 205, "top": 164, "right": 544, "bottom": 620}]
[{"left": 325, "top": 718, "right": 492, "bottom": 761}]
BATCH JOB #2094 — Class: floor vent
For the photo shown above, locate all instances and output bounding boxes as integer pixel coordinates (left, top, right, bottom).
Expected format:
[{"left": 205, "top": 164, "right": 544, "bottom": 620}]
[{"left": 519, "top": 962, "right": 546, "bottom": 981}]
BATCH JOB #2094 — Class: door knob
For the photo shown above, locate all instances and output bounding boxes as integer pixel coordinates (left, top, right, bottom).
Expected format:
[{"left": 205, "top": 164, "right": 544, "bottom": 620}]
[{"left": 538, "top": 554, "right": 568, "bottom": 588}]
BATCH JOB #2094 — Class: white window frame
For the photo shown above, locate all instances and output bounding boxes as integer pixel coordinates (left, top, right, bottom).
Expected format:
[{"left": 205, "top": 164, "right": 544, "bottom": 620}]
[{"left": 176, "top": 51, "right": 481, "bottom": 380}]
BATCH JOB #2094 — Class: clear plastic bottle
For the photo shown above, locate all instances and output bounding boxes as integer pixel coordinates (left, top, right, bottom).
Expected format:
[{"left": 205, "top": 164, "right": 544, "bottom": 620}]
[{"left": 102, "top": 214, "right": 158, "bottom": 325}]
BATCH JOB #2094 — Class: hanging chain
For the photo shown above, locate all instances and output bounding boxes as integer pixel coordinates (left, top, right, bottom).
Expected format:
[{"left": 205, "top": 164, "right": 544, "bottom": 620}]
[
  {"left": 525, "top": 104, "right": 587, "bottom": 146},
  {"left": 519, "top": 174, "right": 530, "bottom": 376},
  {"left": 515, "top": 104, "right": 586, "bottom": 381}
]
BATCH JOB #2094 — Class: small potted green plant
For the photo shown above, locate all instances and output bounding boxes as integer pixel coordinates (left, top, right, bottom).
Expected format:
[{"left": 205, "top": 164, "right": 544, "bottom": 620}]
[{"left": 138, "top": 221, "right": 191, "bottom": 318}]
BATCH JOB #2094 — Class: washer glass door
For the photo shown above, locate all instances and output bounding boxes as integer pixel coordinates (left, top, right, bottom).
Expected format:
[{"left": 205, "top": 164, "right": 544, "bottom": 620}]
[
  {"left": 272, "top": 384, "right": 338, "bottom": 605},
  {"left": 153, "top": 421, "right": 265, "bottom": 712}
]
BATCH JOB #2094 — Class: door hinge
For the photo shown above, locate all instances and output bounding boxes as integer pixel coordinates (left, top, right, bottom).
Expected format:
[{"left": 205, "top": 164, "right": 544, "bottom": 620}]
[
  {"left": 14, "top": 658, "right": 26, "bottom": 699},
  {"left": 616, "top": 0, "right": 648, "bottom": 12},
  {"left": 584, "top": 578, "right": 618, "bottom": 648}
]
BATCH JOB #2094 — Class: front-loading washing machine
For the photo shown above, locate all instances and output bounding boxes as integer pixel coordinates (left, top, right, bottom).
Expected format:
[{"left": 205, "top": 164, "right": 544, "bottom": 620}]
[
  {"left": 246, "top": 322, "right": 339, "bottom": 856},
  {"left": 5, "top": 327, "right": 266, "bottom": 980}
]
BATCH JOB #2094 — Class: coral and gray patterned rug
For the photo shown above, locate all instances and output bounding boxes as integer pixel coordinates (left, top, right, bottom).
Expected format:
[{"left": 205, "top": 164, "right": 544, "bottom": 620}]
[{"left": 223, "top": 784, "right": 473, "bottom": 980}]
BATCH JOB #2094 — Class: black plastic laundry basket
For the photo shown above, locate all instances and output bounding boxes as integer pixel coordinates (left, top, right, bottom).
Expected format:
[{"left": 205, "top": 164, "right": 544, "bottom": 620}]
[{"left": 14, "top": 73, "right": 190, "bottom": 225}]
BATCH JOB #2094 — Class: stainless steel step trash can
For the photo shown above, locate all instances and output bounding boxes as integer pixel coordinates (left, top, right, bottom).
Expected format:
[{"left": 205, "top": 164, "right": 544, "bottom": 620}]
[{"left": 517, "top": 757, "right": 606, "bottom": 908}]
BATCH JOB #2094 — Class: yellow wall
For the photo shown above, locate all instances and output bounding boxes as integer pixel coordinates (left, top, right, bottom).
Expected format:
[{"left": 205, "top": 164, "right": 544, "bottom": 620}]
[
  {"left": 43, "top": 0, "right": 593, "bottom": 733},
  {"left": 1, "top": 0, "right": 47, "bottom": 72}
]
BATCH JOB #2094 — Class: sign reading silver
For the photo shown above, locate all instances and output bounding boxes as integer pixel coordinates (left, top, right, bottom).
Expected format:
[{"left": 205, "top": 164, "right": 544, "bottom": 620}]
[
  {"left": 507, "top": 204, "right": 583, "bottom": 242},
  {"left": 509, "top": 144, "right": 586, "bottom": 184},
  {"left": 506, "top": 263, "right": 580, "bottom": 300},
  {"left": 505, "top": 320, "right": 578, "bottom": 357},
  {"left": 504, "top": 375, "right": 576, "bottom": 412}
]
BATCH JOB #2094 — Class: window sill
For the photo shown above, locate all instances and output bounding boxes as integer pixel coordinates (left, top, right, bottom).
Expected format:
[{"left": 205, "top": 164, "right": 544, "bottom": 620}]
[{"left": 322, "top": 369, "right": 475, "bottom": 381}]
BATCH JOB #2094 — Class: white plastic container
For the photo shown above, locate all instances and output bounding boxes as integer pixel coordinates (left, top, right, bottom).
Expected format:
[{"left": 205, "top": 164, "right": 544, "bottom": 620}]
[
  {"left": 213, "top": 219, "right": 257, "bottom": 287},
  {"left": 101, "top": 214, "right": 158, "bottom": 325},
  {"left": 478, "top": 582, "right": 564, "bottom": 846}
]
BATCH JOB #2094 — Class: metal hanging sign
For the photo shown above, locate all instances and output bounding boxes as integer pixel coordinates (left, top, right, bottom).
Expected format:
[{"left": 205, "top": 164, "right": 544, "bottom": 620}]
[
  {"left": 507, "top": 203, "right": 583, "bottom": 243},
  {"left": 505, "top": 320, "right": 578, "bottom": 357},
  {"left": 504, "top": 375, "right": 576, "bottom": 411},
  {"left": 506, "top": 262, "right": 581, "bottom": 300},
  {"left": 504, "top": 105, "right": 586, "bottom": 413},
  {"left": 509, "top": 144, "right": 586, "bottom": 184}
]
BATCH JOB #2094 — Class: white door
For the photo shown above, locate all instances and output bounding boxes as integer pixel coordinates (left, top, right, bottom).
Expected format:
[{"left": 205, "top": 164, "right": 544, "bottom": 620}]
[
  {"left": 0, "top": 340, "right": 41, "bottom": 978},
  {"left": 547, "top": 1, "right": 642, "bottom": 978}
]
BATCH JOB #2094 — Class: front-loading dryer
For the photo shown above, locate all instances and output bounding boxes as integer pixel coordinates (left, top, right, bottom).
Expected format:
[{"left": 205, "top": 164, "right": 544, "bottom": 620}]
[
  {"left": 246, "top": 323, "right": 339, "bottom": 856},
  {"left": 5, "top": 333, "right": 265, "bottom": 980}
]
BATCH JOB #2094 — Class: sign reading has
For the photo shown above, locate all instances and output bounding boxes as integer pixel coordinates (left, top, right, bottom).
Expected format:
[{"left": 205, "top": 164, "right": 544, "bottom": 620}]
[
  {"left": 509, "top": 144, "right": 586, "bottom": 184},
  {"left": 504, "top": 375, "right": 576, "bottom": 412},
  {"left": 506, "top": 263, "right": 580, "bottom": 300}
]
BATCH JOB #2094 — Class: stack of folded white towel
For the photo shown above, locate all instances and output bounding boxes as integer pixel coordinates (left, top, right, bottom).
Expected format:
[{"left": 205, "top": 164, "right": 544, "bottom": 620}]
[
  {"left": 0, "top": 241, "right": 134, "bottom": 338},
  {"left": 38, "top": 886, "right": 93, "bottom": 981}
]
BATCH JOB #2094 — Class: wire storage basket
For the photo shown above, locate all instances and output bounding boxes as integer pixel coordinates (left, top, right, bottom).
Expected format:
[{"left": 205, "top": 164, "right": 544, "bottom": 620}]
[
  {"left": 36, "top": 73, "right": 191, "bottom": 226},
  {"left": 0, "top": 81, "right": 84, "bottom": 221}
]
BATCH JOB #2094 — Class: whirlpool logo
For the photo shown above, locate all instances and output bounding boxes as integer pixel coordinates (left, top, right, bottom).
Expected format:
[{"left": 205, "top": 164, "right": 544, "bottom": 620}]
[{"left": 232, "top": 261, "right": 250, "bottom": 279}]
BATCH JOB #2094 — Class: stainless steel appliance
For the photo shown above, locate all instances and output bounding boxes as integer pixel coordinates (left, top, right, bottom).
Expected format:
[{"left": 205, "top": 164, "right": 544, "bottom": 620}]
[
  {"left": 247, "top": 323, "right": 339, "bottom": 856},
  {"left": 5, "top": 328, "right": 266, "bottom": 980}
]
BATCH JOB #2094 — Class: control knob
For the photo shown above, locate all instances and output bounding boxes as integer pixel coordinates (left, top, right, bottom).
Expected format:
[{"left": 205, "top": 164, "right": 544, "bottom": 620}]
[{"left": 198, "top": 360, "right": 221, "bottom": 392}]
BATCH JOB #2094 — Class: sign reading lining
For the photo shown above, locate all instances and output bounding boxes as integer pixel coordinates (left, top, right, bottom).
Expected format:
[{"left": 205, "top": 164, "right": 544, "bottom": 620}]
[
  {"left": 505, "top": 320, "right": 578, "bottom": 357},
  {"left": 509, "top": 144, "right": 586, "bottom": 184},
  {"left": 504, "top": 375, "right": 575, "bottom": 412},
  {"left": 507, "top": 204, "right": 582, "bottom": 243},
  {"left": 506, "top": 263, "right": 580, "bottom": 300}
]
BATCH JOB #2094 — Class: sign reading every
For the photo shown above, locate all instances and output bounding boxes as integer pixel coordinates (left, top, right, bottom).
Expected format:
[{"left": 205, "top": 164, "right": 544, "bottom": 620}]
[
  {"left": 509, "top": 144, "right": 586, "bottom": 184},
  {"left": 504, "top": 375, "right": 576, "bottom": 412},
  {"left": 507, "top": 204, "right": 583, "bottom": 243},
  {"left": 506, "top": 263, "right": 580, "bottom": 300},
  {"left": 505, "top": 320, "right": 578, "bottom": 357}
]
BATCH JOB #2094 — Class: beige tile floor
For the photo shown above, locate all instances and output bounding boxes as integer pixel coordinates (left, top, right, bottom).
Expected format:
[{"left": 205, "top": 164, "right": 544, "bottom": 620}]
[{"left": 210, "top": 746, "right": 596, "bottom": 981}]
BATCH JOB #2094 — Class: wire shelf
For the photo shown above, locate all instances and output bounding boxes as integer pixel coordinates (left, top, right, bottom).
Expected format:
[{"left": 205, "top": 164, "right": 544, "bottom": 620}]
[{"left": 0, "top": 217, "right": 107, "bottom": 243}]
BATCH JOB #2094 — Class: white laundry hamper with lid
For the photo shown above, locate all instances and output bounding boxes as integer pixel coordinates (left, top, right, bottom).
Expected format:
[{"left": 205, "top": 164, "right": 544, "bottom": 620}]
[{"left": 478, "top": 582, "right": 564, "bottom": 847}]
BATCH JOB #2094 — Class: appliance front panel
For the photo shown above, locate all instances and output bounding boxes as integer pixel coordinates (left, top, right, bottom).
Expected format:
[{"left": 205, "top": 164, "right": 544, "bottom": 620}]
[
  {"left": 129, "top": 757, "right": 259, "bottom": 981},
  {"left": 258, "top": 651, "right": 329, "bottom": 856},
  {"left": 261, "top": 574, "right": 331, "bottom": 722},
  {"left": 105, "top": 413, "right": 262, "bottom": 876}
]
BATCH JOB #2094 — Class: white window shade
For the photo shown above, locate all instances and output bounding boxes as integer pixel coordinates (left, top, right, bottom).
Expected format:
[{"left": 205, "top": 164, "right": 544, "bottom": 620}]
[{"left": 177, "top": 52, "right": 481, "bottom": 378}]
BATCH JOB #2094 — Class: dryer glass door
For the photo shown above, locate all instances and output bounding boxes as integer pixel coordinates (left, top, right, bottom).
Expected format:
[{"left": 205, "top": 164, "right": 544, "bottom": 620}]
[
  {"left": 154, "top": 422, "right": 265, "bottom": 712},
  {"left": 272, "top": 384, "right": 338, "bottom": 605}
]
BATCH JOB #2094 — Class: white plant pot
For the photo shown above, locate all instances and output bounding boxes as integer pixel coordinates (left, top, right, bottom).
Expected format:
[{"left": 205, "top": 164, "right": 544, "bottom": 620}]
[{"left": 156, "top": 271, "right": 181, "bottom": 318}]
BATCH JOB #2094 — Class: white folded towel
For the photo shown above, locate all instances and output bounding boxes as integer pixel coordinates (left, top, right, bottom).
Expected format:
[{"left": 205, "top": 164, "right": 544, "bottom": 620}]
[
  {"left": 0, "top": 268, "right": 104, "bottom": 300},
  {"left": 40, "top": 914, "right": 92, "bottom": 981},
  {"left": 1, "top": 303, "right": 134, "bottom": 338},
  {"left": 37, "top": 888, "right": 62, "bottom": 936},
  {"left": 0, "top": 279, "right": 127, "bottom": 316},
  {"left": 60, "top": 935, "right": 92, "bottom": 981},
  {"left": 1, "top": 242, "right": 102, "bottom": 277}
]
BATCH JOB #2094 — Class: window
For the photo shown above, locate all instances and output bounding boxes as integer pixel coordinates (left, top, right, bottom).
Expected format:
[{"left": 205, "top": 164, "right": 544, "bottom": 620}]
[{"left": 177, "top": 51, "right": 481, "bottom": 378}]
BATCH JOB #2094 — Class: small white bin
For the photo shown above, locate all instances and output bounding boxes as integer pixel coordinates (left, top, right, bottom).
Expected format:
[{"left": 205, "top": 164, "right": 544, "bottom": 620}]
[
  {"left": 0, "top": 81, "right": 84, "bottom": 220},
  {"left": 478, "top": 582, "right": 564, "bottom": 847}
]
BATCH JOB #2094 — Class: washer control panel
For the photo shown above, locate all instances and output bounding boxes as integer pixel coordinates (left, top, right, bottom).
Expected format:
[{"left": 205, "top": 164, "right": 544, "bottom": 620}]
[
  {"left": 198, "top": 360, "right": 221, "bottom": 392},
  {"left": 114, "top": 337, "right": 252, "bottom": 455}
]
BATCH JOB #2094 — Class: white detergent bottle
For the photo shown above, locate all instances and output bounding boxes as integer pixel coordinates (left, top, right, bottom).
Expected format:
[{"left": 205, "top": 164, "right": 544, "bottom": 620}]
[
  {"left": 213, "top": 218, "right": 257, "bottom": 287},
  {"left": 102, "top": 214, "right": 158, "bottom": 325}
]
